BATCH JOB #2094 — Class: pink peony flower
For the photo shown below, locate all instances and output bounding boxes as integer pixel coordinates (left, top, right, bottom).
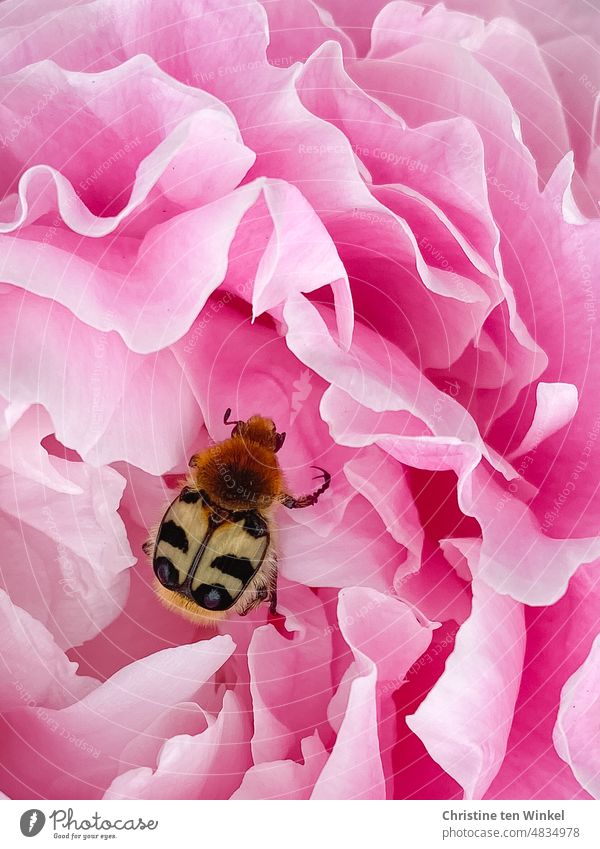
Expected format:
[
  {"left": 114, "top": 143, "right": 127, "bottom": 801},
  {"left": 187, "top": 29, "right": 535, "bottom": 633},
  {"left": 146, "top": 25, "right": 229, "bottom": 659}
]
[{"left": 0, "top": 0, "right": 599, "bottom": 800}]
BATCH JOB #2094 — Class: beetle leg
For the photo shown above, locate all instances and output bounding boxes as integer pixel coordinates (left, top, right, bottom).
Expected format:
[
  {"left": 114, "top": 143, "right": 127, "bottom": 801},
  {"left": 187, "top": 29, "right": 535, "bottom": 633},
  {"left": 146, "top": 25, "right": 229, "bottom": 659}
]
[
  {"left": 238, "top": 586, "right": 269, "bottom": 616},
  {"left": 280, "top": 466, "right": 331, "bottom": 509},
  {"left": 269, "top": 557, "right": 279, "bottom": 615}
]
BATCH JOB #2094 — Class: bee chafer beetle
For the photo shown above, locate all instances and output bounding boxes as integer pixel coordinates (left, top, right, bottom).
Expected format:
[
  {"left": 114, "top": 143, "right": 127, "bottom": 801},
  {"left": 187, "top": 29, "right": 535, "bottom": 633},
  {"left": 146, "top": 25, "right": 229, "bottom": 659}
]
[{"left": 144, "top": 410, "right": 331, "bottom": 624}]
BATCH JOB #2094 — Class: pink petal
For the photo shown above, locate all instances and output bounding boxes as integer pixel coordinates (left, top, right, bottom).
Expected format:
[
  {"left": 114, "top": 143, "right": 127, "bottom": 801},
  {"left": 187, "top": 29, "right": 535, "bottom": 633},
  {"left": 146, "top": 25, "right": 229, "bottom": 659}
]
[
  {"left": 472, "top": 18, "right": 569, "bottom": 184},
  {"left": 343, "top": 446, "right": 424, "bottom": 580},
  {"left": 0, "top": 56, "right": 253, "bottom": 232},
  {"left": 263, "top": 0, "right": 355, "bottom": 64},
  {"left": 0, "top": 0, "right": 270, "bottom": 89}
]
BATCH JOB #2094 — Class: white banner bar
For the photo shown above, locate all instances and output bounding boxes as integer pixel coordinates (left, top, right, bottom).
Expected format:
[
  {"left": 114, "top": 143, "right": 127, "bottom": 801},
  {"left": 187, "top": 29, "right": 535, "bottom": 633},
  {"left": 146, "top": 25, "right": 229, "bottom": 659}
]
[{"left": 1, "top": 800, "right": 598, "bottom": 848}]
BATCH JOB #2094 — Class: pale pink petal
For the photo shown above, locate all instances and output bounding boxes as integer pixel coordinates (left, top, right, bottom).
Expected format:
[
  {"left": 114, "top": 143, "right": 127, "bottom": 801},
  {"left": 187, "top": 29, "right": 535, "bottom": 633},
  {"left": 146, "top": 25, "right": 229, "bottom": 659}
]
[
  {"left": 369, "top": 2, "right": 484, "bottom": 58},
  {"left": 0, "top": 406, "right": 133, "bottom": 648},
  {"left": 507, "top": 382, "right": 578, "bottom": 461},
  {"left": 0, "top": 0, "right": 271, "bottom": 88},
  {"left": 2, "top": 180, "right": 351, "bottom": 356},
  {"left": 440, "top": 0, "right": 600, "bottom": 46},
  {"left": 407, "top": 577, "right": 525, "bottom": 799},
  {"left": 396, "top": 548, "right": 472, "bottom": 627},
  {"left": 343, "top": 446, "right": 424, "bottom": 579},
  {"left": 317, "top": 0, "right": 389, "bottom": 55},
  {"left": 487, "top": 560, "right": 600, "bottom": 799},
  {"left": 297, "top": 40, "right": 499, "bottom": 274},
  {"left": 0, "top": 589, "right": 97, "bottom": 712},
  {"left": 248, "top": 586, "right": 333, "bottom": 764},
  {"left": 286, "top": 296, "right": 503, "bottom": 477},
  {"left": 494, "top": 161, "right": 600, "bottom": 544},
  {"left": 252, "top": 180, "right": 353, "bottom": 349},
  {"left": 104, "top": 690, "right": 252, "bottom": 799},
  {"left": 0, "top": 636, "right": 235, "bottom": 798},
  {"left": 0, "top": 290, "right": 201, "bottom": 473},
  {"left": 281, "top": 492, "right": 403, "bottom": 592},
  {"left": 314, "top": 588, "right": 433, "bottom": 799},
  {"left": 233, "top": 731, "right": 328, "bottom": 800},
  {"left": 461, "top": 464, "right": 600, "bottom": 606},
  {"left": 472, "top": 18, "right": 569, "bottom": 184},
  {"left": 554, "top": 635, "right": 600, "bottom": 798}
]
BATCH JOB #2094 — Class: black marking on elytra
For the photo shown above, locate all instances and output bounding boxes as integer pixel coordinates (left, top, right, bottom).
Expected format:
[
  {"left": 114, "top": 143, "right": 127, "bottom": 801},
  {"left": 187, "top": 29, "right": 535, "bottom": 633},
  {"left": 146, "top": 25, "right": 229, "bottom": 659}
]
[
  {"left": 231, "top": 511, "right": 268, "bottom": 539},
  {"left": 212, "top": 554, "right": 255, "bottom": 585},
  {"left": 179, "top": 487, "right": 204, "bottom": 504},
  {"left": 191, "top": 583, "right": 234, "bottom": 611},
  {"left": 159, "top": 520, "right": 189, "bottom": 553},
  {"left": 154, "top": 556, "right": 181, "bottom": 589}
]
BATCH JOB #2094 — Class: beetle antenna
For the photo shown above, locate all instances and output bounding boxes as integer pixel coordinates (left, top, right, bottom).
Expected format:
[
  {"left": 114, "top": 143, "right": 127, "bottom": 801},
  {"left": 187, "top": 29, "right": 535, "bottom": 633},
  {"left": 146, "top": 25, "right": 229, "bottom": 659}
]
[{"left": 223, "top": 408, "right": 241, "bottom": 427}]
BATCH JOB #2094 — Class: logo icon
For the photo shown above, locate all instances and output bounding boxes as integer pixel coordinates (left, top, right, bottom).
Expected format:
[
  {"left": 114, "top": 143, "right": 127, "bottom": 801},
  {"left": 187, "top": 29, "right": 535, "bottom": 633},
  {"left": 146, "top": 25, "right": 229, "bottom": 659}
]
[{"left": 20, "top": 810, "right": 45, "bottom": 837}]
